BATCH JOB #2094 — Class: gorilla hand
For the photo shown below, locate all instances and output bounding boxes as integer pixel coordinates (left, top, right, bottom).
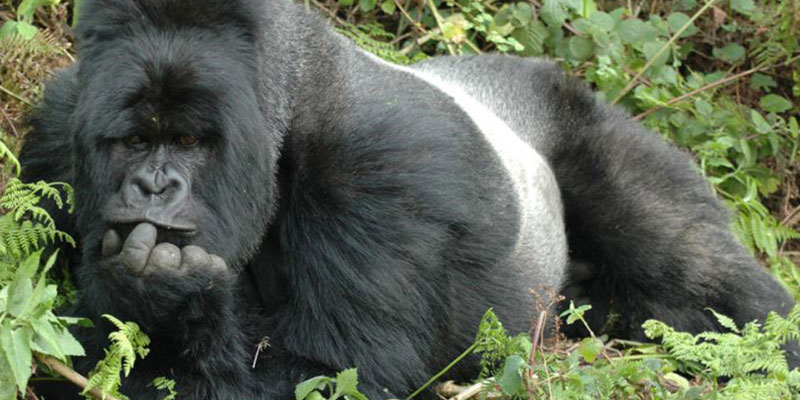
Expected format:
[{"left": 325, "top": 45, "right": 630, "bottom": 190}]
[
  {"left": 102, "top": 223, "right": 227, "bottom": 278},
  {"left": 97, "top": 223, "right": 234, "bottom": 330}
]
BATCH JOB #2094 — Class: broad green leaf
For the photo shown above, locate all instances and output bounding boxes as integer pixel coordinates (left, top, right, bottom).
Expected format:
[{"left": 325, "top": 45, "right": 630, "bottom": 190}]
[
  {"left": 694, "top": 98, "right": 713, "bottom": 117},
  {"left": 0, "top": 21, "right": 18, "bottom": 38},
  {"left": 642, "top": 40, "right": 669, "bottom": 67},
  {"left": 541, "top": 0, "right": 567, "bottom": 27},
  {"left": 578, "top": 337, "right": 604, "bottom": 363},
  {"left": 380, "top": 0, "right": 395, "bottom": 14},
  {"left": 498, "top": 355, "right": 527, "bottom": 395},
  {"left": 616, "top": 19, "right": 658, "bottom": 44},
  {"left": 0, "top": 322, "right": 33, "bottom": 393},
  {"left": 511, "top": 3, "right": 533, "bottom": 26},
  {"left": 568, "top": 36, "right": 593, "bottom": 61},
  {"left": 339, "top": 0, "right": 353, "bottom": 5},
  {"left": 7, "top": 252, "right": 39, "bottom": 317},
  {"left": 712, "top": 43, "right": 745, "bottom": 64},
  {"left": 589, "top": 11, "right": 614, "bottom": 32},
  {"left": 662, "top": 372, "right": 690, "bottom": 390},
  {"left": 760, "top": 94, "right": 793, "bottom": 113},
  {"left": 666, "top": 12, "right": 697, "bottom": 37},
  {"left": 0, "top": 348, "right": 18, "bottom": 400},
  {"left": 31, "top": 317, "right": 66, "bottom": 359},
  {"left": 358, "top": 0, "right": 376, "bottom": 12},
  {"left": 295, "top": 376, "right": 329, "bottom": 400},
  {"left": 731, "top": 0, "right": 756, "bottom": 14}
]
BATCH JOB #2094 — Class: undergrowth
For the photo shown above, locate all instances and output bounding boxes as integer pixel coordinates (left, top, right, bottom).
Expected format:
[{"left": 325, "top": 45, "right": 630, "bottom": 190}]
[{"left": 1, "top": 0, "right": 799, "bottom": 399}]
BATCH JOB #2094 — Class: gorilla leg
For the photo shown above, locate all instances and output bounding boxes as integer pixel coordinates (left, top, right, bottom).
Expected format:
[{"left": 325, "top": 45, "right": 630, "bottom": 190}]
[{"left": 549, "top": 98, "right": 796, "bottom": 346}]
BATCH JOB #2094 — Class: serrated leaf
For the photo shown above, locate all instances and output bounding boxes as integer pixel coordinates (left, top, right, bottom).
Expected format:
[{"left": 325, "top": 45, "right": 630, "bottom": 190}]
[
  {"left": 568, "top": 36, "right": 593, "bottom": 61},
  {"left": 30, "top": 317, "right": 69, "bottom": 359},
  {"left": 0, "top": 322, "right": 33, "bottom": 393},
  {"left": 760, "top": 94, "right": 793, "bottom": 113},
  {"left": 713, "top": 43, "right": 745, "bottom": 64},
  {"left": 0, "top": 349, "right": 17, "bottom": 399},
  {"left": 333, "top": 368, "right": 360, "bottom": 398},
  {"left": 512, "top": 3, "right": 533, "bottom": 26},
  {"left": 541, "top": 0, "right": 567, "bottom": 27},
  {"left": 578, "top": 337, "right": 604, "bottom": 363},
  {"left": 498, "top": 355, "right": 527, "bottom": 395},
  {"left": 295, "top": 376, "right": 329, "bottom": 400}
]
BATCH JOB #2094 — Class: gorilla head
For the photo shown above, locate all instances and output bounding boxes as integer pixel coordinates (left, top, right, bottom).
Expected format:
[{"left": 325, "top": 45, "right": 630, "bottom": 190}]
[
  {"left": 70, "top": 0, "right": 278, "bottom": 269},
  {"left": 21, "top": 0, "right": 798, "bottom": 398}
]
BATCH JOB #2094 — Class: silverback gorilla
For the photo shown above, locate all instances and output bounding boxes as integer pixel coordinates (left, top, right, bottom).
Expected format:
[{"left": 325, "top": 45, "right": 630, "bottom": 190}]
[{"left": 20, "top": 0, "right": 798, "bottom": 398}]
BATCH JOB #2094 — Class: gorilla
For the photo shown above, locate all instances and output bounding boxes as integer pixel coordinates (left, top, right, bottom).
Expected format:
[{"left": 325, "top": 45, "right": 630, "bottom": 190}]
[{"left": 20, "top": 0, "right": 797, "bottom": 398}]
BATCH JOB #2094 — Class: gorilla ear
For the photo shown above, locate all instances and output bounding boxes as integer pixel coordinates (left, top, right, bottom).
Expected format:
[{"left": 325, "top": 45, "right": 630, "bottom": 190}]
[{"left": 76, "top": 0, "right": 264, "bottom": 39}]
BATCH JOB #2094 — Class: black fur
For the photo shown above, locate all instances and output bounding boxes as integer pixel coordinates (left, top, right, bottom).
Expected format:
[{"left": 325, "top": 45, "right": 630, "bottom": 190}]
[{"left": 20, "top": 0, "right": 797, "bottom": 399}]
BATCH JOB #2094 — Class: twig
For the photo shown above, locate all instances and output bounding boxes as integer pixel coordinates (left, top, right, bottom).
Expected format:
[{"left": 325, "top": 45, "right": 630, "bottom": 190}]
[
  {"left": 0, "top": 105, "right": 19, "bottom": 137},
  {"left": 309, "top": 0, "right": 348, "bottom": 26},
  {"left": 0, "top": 84, "right": 33, "bottom": 106},
  {"left": 612, "top": 0, "right": 719, "bottom": 104},
  {"left": 632, "top": 53, "right": 800, "bottom": 120},
  {"left": 34, "top": 353, "right": 121, "bottom": 400},
  {"left": 528, "top": 310, "right": 547, "bottom": 377}
]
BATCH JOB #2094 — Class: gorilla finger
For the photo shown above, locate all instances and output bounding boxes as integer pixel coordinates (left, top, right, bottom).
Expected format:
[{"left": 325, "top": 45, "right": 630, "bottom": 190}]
[
  {"left": 180, "top": 245, "right": 210, "bottom": 270},
  {"left": 101, "top": 229, "right": 122, "bottom": 257},
  {"left": 208, "top": 254, "right": 227, "bottom": 274},
  {"left": 146, "top": 243, "right": 182, "bottom": 273},
  {"left": 120, "top": 223, "right": 157, "bottom": 273}
]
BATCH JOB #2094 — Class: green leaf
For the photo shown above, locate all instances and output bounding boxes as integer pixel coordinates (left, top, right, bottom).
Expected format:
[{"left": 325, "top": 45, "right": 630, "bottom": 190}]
[
  {"left": 750, "top": 73, "right": 777, "bottom": 91},
  {"left": 577, "top": 337, "right": 604, "bottom": 363},
  {"left": 511, "top": 3, "right": 533, "bottom": 26},
  {"left": 358, "top": 0, "right": 376, "bottom": 12},
  {"left": 616, "top": 19, "right": 658, "bottom": 44},
  {"left": 662, "top": 372, "right": 690, "bottom": 390},
  {"left": 589, "top": 11, "right": 615, "bottom": 32},
  {"left": 0, "top": 21, "right": 18, "bottom": 38},
  {"left": 694, "top": 98, "right": 712, "bottom": 118},
  {"left": 712, "top": 43, "right": 745, "bottom": 64},
  {"left": 760, "top": 94, "right": 793, "bottom": 113},
  {"left": 568, "top": 36, "right": 594, "bottom": 61},
  {"left": 0, "top": 349, "right": 17, "bottom": 399},
  {"left": 0, "top": 322, "right": 33, "bottom": 393},
  {"left": 642, "top": 40, "right": 669, "bottom": 67},
  {"left": 7, "top": 252, "right": 39, "bottom": 317},
  {"left": 379, "top": 0, "right": 395, "bottom": 14},
  {"left": 541, "top": 0, "right": 567, "bottom": 27},
  {"left": 498, "top": 355, "right": 527, "bottom": 395},
  {"left": 731, "top": 0, "right": 756, "bottom": 14},
  {"left": 751, "top": 110, "right": 772, "bottom": 134},
  {"left": 295, "top": 376, "right": 329, "bottom": 400},
  {"left": 666, "top": 12, "right": 697, "bottom": 37},
  {"left": 339, "top": 0, "right": 353, "bottom": 5},
  {"left": 333, "top": 368, "right": 360, "bottom": 399}
]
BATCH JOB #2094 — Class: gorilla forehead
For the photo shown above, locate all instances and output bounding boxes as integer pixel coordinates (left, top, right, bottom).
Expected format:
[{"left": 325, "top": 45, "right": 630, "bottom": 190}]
[{"left": 73, "top": 34, "right": 260, "bottom": 144}]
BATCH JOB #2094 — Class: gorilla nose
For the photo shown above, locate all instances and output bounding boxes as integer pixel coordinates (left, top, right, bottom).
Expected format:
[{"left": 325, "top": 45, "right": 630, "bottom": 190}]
[{"left": 125, "top": 165, "right": 188, "bottom": 202}]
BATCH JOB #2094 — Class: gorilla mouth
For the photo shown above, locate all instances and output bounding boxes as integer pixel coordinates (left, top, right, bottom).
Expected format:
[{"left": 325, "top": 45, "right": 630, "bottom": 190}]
[{"left": 106, "top": 214, "right": 198, "bottom": 234}]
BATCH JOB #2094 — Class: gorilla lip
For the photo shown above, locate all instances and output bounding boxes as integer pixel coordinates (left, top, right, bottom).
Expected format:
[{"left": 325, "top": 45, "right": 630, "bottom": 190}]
[{"left": 106, "top": 215, "right": 197, "bottom": 234}]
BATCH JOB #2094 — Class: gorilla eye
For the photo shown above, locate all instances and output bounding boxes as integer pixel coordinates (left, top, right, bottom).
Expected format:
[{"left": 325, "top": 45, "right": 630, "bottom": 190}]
[
  {"left": 176, "top": 135, "right": 199, "bottom": 146},
  {"left": 123, "top": 135, "right": 147, "bottom": 147}
]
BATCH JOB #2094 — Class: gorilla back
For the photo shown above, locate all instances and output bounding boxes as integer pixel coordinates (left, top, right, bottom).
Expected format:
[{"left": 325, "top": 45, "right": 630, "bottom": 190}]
[{"left": 20, "top": 0, "right": 797, "bottom": 398}]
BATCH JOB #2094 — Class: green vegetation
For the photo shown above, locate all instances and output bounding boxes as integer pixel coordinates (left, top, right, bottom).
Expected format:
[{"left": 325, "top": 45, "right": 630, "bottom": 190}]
[{"left": 1, "top": 0, "right": 799, "bottom": 398}]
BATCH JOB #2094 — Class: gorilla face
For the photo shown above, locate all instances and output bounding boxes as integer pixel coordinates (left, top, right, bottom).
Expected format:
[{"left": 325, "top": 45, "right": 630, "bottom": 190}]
[{"left": 69, "top": 26, "right": 277, "bottom": 269}]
